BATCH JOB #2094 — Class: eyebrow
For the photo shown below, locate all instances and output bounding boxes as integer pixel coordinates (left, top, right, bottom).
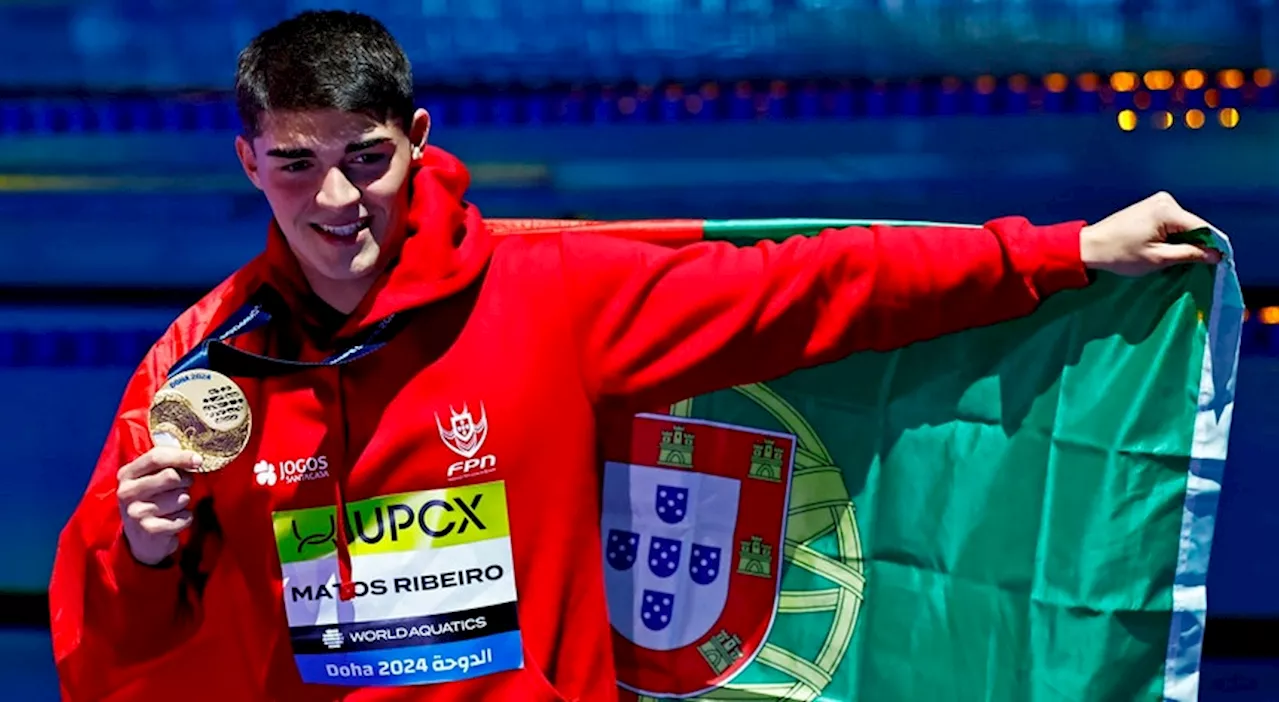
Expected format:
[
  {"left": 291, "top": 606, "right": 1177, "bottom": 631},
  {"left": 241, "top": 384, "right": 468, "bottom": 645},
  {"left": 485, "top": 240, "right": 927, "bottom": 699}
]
[{"left": 265, "top": 137, "right": 392, "bottom": 159}]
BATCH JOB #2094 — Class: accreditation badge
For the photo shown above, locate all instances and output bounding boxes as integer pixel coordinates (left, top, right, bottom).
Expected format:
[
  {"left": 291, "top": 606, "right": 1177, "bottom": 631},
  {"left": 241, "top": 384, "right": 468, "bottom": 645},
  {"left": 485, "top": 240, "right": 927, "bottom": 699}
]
[{"left": 272, "top": 480, "right": 525, "bottom": 686}]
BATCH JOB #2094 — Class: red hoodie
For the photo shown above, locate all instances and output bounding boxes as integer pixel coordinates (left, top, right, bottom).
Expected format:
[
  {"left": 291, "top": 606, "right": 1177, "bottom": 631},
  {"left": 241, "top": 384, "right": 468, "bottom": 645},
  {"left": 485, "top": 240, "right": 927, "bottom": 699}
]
[{"left": 49, "top": 147, "right": 1089, "bottom": 701}]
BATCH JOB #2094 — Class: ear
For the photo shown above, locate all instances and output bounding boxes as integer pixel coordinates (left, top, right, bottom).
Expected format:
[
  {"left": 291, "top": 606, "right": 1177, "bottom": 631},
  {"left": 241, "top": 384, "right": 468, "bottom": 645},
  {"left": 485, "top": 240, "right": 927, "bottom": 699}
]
[
  {"left": 409, "top": 108, "right": 431, "bottom": 159},
  {"left": 234, "top": 135, "right": 264, "bottom": 191}
]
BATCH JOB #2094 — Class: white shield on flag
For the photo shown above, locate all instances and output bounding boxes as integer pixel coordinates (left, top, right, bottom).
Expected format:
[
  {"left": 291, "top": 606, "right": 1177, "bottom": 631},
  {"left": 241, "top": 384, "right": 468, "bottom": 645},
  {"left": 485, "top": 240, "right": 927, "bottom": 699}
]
[{"left": 601, "top": 461, "right": 741, "bottom": 652}]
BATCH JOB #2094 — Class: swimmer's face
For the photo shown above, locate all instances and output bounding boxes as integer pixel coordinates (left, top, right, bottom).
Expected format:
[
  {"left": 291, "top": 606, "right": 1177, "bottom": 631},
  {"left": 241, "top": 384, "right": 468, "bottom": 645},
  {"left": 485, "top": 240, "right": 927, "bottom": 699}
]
[{"left": 234, "top": 108, "right": 429, "bottom": 299}]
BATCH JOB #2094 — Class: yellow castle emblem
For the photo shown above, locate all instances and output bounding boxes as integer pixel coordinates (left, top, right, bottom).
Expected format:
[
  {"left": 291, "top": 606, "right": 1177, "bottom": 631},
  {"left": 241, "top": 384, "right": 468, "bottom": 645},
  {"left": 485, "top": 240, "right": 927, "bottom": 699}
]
[{"left": 658, "top": 425, "right": 695, "bottom": 468}]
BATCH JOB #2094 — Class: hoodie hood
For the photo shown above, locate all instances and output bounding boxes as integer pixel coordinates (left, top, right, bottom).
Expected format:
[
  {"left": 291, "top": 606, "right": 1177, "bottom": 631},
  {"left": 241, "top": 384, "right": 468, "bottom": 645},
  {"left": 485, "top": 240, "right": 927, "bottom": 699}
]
[{"left": 260, "top": 145, "right": 494, "bottom": 339}]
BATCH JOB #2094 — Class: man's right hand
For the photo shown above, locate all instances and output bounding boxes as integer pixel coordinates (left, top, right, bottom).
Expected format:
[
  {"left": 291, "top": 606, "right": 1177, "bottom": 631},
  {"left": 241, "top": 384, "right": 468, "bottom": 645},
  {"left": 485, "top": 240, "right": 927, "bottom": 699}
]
[
  {"left": 1079, "top": 192, "right": 1222, "bottom": 276},
  {"left": 117, "top": 447, "right": 202, "bottom": 565}
]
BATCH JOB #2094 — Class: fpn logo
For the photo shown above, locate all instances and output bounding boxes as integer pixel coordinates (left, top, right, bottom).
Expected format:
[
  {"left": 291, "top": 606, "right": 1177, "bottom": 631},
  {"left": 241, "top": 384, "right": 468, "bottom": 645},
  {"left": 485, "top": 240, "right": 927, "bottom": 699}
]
[{"left": 436, "top": 402, "right": 497, "bottom": 480}]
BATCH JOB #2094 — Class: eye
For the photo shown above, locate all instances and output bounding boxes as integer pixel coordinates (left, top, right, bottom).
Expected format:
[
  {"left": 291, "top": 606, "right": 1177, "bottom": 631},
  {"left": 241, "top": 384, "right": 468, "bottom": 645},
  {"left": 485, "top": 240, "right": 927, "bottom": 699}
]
[
  {"left": 351, "top": 152, "right": 388, "bottom": 166},
  {"left": 281, "top": 160, "right": 312, "bottom": 173}
]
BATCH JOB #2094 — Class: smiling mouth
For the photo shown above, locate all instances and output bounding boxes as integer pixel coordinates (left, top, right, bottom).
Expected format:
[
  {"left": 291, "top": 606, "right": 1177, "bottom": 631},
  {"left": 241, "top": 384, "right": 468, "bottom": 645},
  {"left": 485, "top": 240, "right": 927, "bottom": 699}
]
[{"left": 310, "top": 217, "right": 371, "bottom": 239}]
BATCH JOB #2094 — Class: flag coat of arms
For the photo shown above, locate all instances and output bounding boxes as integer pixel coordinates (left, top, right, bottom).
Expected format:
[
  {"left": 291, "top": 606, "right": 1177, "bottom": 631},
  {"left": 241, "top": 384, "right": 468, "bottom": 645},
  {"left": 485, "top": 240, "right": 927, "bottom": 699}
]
[
  {"left": 491, "top": 218, "right": 1241, "bottom": 702},
  {"left": 602, "top": 415, "right": 795, "bottom": 698}
]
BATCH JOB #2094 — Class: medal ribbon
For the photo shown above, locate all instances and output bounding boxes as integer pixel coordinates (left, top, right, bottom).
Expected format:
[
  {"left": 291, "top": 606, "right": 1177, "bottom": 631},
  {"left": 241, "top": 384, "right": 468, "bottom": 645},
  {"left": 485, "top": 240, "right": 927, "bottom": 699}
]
[{"left": 167, "top": 286, "right": 405, "bottom": 378}]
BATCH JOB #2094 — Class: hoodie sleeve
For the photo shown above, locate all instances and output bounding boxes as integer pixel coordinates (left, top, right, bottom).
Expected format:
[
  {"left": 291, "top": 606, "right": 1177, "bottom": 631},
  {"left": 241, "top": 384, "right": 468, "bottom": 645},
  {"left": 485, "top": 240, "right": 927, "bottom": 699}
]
[
  {"left": 49, "top": 338, "right": 215, "bottom": 700},
  {"left": 559, "top": 217, "right": 1089, "bottom": 409}
]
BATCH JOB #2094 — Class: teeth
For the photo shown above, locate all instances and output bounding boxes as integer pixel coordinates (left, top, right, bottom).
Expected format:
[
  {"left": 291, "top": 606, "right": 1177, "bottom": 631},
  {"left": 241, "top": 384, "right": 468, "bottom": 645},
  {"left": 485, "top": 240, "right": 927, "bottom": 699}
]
[{"left": 317, "top": 221, "right": 363, "bottom": 237}]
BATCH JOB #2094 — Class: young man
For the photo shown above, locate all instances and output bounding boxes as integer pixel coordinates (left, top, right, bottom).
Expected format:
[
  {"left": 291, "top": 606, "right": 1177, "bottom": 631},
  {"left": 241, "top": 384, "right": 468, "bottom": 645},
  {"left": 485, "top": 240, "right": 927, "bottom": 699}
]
[{"left": 48, "top": 10, "right": 1220, "bottom": 702}]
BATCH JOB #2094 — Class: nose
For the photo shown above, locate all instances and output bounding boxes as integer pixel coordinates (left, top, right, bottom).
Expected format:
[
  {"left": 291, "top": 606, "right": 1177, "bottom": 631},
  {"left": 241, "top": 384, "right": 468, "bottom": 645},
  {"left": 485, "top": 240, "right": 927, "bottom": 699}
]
[{"left": 315, "top": 166, "right": 361, "bottom": 210}]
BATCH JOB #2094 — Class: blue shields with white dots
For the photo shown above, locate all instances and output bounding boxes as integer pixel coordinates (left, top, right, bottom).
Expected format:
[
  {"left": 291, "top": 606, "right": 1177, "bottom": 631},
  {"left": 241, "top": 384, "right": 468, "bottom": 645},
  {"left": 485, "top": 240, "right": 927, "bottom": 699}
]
[
  {"left": 648, "top": 536, "right": 682, "bottom": 578},
  {"left": 640, "top": 590, "right": 675, "bottom": 632},
  {"left": 655, "top": 485, "right": 689, "bottom": 524},
  {"left": 606, "top": 529, "right": 639, "bottom": 572},
  {"left": 688, "top": 544, "right": 723, "bottom": 586}
]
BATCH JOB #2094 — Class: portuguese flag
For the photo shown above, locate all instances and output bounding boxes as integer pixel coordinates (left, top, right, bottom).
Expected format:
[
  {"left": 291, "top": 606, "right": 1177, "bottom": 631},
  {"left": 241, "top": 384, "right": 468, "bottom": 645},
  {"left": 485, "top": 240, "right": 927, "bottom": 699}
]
[{"left": 493, "top": 218, "right": 1242, "bottom": 702}]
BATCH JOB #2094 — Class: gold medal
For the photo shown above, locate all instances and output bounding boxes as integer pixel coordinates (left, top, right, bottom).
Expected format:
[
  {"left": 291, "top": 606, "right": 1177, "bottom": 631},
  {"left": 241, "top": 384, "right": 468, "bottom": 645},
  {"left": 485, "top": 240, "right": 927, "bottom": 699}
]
[{"left": 148, "top": 369, "right": 252, "bottom": 473}]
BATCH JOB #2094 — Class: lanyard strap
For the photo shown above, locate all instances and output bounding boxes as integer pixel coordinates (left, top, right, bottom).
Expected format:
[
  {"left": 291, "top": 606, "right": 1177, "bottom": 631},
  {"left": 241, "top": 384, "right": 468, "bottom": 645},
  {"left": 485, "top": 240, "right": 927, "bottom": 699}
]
[{"left": 167, "top": 287, "right": 405, "bottom": 379}]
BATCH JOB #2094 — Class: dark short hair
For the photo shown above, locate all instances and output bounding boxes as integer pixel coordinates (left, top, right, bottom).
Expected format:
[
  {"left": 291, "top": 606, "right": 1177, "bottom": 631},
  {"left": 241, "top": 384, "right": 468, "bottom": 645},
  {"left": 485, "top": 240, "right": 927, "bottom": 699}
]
[{"left": 234, "top": 10, "right": 415, "bottom": 138}]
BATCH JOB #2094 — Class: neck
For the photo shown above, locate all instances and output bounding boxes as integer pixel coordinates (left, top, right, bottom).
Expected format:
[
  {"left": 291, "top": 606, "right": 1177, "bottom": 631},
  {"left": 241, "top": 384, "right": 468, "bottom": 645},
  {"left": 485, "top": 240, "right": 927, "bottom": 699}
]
[{"left": 302, "top": 269, "right": 379, "bottom": 315}]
